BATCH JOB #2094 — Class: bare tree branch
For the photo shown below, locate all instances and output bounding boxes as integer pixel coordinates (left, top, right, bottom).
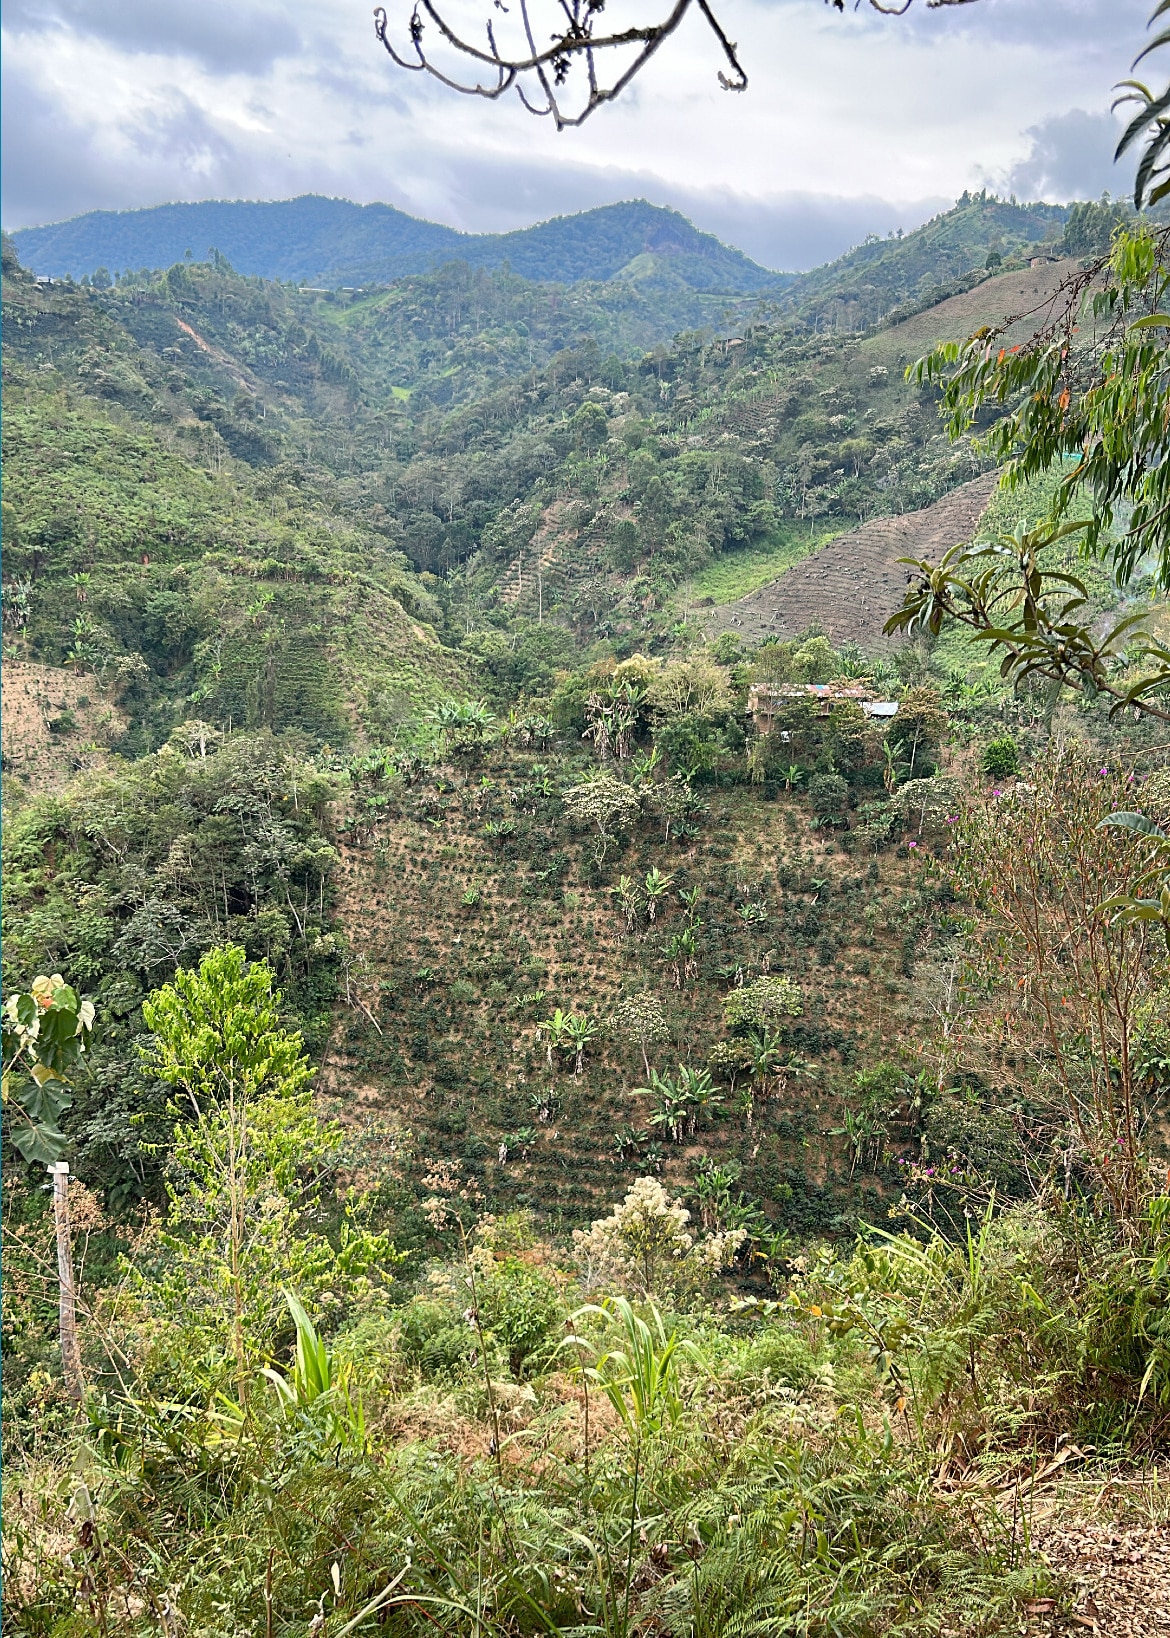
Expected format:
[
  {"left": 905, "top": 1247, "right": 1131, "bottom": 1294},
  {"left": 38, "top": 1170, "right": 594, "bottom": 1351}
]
[{"left": 373, "top": 0, "right": 979, "bottom": 129}]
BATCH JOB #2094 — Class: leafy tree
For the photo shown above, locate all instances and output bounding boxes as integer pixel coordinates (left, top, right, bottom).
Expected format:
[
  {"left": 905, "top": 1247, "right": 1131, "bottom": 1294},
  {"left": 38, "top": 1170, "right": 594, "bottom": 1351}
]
[
  {"left": 135, "top": 945, "right": 394, "bottom": 1398},
  {"left": 571, "top": 1176, "right": 743, "bottom": 1299},
  {"left": 563, "top": 774, "right": 642, "bottom": 864},
  {"left": 476, "top": 1256, "right": 561, "bottom": 1377},
  {"left": 807, "top": 771, "right": 851, "bottom": 827},
  {"left": 3, "top": 976, "right": 95, "bottom": 1163},
  {"left": 951, "top": 749, "right": 1164, "bottom": 1221},
  {"left": 608, "top": 992, "right": 670, "bottom": 1078},
  {"left": 723, "top": 975, "right": 803, "bottom": 1035}
]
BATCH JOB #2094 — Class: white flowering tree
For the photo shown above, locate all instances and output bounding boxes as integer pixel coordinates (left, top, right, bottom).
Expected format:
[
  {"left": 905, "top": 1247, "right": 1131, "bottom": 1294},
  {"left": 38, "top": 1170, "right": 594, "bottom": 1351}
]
[{"left": 572, "top": 1177, "right": 744, "bottom": 1300}]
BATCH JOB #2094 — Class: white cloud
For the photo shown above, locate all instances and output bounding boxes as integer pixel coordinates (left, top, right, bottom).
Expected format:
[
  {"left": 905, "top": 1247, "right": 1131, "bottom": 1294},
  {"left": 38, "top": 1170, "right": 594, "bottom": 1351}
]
[{"left": 1, "top": 0, "right": 1154, "bottom": 265}]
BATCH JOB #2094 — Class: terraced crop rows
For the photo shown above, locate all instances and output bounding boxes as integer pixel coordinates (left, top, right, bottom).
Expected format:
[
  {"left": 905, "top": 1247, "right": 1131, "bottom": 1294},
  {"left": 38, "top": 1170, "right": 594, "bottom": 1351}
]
[{"left": 701, "top": 471, "right": 1000, "bottom": 649}]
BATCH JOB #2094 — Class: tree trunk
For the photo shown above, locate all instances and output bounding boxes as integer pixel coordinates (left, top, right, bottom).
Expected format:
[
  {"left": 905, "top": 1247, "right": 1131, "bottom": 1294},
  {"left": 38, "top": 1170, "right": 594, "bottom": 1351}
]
[{"left": 48, "top": 1163, "right": 84, "bottom": 1404}]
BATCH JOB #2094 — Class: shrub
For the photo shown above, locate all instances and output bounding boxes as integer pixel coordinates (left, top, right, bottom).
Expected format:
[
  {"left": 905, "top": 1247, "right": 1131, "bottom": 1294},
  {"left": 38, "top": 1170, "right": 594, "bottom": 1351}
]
[
  {"left": 732, "top": 1326, "right": 820, "bottom": 1394},
  {"left": 981, "top": 736, "right": 1020, "bottom": 779},
  {"left": 397, "top": 1299, "right": 481, "bottom": 1382},
  {"left": 476, "top": 1256, "right": 561, "bottom": 1377},
  {"left": 723, "top": 975, "right": 803, "bottom": 1034},
  {"left": 808, "top": 772, "right": 851, "bottom": 826}
]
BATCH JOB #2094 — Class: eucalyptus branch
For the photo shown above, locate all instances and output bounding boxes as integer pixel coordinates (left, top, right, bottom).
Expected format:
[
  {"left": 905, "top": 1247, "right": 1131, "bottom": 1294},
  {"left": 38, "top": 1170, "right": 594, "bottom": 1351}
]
[{"left": 887, "top": 519, "right": 1170, "bottom": 724}]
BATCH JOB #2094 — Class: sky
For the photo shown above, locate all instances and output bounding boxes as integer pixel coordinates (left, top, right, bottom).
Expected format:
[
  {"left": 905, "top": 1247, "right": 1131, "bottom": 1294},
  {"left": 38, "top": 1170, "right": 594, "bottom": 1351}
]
[{"left": 0, "top": 0, "right": 1152, "bottom": 270}]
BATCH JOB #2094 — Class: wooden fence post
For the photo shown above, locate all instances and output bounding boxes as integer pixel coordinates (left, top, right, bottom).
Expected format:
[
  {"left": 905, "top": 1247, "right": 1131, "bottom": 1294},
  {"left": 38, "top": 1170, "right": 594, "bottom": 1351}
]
[{"left": 47, "top": 1161, "right": 83, "bottom": 1404}]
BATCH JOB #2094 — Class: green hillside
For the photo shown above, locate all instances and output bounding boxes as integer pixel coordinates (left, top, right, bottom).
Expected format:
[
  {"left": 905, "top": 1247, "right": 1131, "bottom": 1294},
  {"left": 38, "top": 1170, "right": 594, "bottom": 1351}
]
[
  {"left": 779, "top": 192, "right": 1069, "bottom": 332},
  {"left": 10, "top": 197, "right": 785, "bottom": 293},
  {"left": 4, "top": 206, "right": 1169, "bottom": 1638}
]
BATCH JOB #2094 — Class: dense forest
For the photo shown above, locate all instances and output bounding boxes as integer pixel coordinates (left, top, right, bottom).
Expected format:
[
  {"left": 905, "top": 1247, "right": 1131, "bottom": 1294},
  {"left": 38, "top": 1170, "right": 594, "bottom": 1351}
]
[{"left": 3, "top": 181, "right": 1170, "bottom": 1638}]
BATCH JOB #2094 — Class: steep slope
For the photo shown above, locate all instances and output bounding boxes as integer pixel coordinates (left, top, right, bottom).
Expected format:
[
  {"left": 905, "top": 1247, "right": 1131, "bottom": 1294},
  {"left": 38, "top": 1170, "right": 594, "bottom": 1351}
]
[
  {"left": 11, "top": 198, "right": 784, "bottom": 294},
  {"left": 701, "top": 473, "right": 1000, "bottom": 648},
  {"left": 780, "top": 193, "right": 1069, "bottom": 332},
  {"left": 1, "top": 257, "right": 467, "bottom": 763}
]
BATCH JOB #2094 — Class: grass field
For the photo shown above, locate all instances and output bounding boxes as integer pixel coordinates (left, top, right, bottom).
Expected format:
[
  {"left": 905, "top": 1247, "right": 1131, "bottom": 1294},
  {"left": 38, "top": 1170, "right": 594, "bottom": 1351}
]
[{"left": 681, "top": 520, "right": 844, "bottom": 608}]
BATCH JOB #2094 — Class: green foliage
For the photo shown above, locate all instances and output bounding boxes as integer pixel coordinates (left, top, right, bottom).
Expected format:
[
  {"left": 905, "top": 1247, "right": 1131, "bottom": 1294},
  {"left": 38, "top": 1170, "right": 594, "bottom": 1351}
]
[
  {"left": 1, "top": 733, "right": 340, "bottom": 1200},
  {"left": 477, "top": 1255, "right": 561, "bottom": 1377},
  {"left": 128, "top": 946, "right": 397, "bottom": 1390},
  {"left": 902, "top": 226, "right": 1170, "bottom": 719},
  {"left": 723, "top": 975, "right": 803, "bottom": 1035},
  {"left": 2, "top": 974, "right": 94, "bottom": 1162},
  {"left": 981, "top": 735, "right": 1020, "bottom": 778},
  {"left": 141, "top": 943, "right": 313, "bottom": 1114}
]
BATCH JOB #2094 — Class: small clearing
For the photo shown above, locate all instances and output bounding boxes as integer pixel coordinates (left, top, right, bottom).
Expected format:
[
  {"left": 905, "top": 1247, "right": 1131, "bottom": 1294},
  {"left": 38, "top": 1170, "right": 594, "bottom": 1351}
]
[{"left": 1, "top": 661, "right": 126, "bottom": 797}]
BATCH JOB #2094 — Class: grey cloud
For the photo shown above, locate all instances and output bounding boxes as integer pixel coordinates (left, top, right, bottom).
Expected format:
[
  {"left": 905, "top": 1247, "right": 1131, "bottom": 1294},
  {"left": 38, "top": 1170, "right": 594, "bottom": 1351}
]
[
  {"left": 386, "top": 147, "right": 947, "bottom": 269},
  {"left": 2, "top": 0, "right": 300, "bottom": 72},
  {"left": 0, "top": 63, "right": 127, "bottom": 225},
  {"left": 800, "top": 0, "right": 1150, "bottom": 55},
  {"left": 1002, "top": 108, "right": 1137, "bottom": 203}
]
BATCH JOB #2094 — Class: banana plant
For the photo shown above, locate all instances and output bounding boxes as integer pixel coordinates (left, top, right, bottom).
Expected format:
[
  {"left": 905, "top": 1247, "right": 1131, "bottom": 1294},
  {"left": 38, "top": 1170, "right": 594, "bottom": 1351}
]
[
  {"left": 643, "top": 867, "right": 674, "bottom": 923},
  {"left": 563, "top": 1012, "right": 600, "bottom": 1075},
  {"left": 536, "top": 1007, "right": 573, "bottom": 1067},
  {"left": 664, "top": 925, "right": 698, "bottom": 988},
  {"left": 615, "top": 874, "right": 644, "bottom": 931}
]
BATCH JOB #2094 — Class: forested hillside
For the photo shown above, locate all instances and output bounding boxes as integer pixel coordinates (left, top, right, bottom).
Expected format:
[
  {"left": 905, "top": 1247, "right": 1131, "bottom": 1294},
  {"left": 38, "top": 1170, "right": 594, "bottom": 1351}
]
[
  {"left": 11, "top": 197, "right": 785, "bottom": 294},
  {"left": 4, "top": 198, "right": 1170, "bottom": 1638}
]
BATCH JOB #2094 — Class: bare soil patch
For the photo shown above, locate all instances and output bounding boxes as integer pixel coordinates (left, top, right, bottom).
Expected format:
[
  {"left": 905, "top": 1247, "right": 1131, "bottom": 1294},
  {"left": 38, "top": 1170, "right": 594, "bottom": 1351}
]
[{"left": 2, "top": 661, "right": 126, "bottom": 798}]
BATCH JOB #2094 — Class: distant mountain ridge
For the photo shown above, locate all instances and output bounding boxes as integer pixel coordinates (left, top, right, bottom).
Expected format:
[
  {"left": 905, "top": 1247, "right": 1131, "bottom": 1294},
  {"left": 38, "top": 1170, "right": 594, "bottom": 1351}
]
[{"left": 9, "top": 196, "right": 785, "bottom": 295}]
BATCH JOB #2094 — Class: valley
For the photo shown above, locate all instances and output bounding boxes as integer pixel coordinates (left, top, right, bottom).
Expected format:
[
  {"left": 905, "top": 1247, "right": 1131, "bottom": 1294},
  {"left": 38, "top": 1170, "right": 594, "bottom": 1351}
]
[{"left": 3, "top": 185, "right": 1169, "bottom": 1638}]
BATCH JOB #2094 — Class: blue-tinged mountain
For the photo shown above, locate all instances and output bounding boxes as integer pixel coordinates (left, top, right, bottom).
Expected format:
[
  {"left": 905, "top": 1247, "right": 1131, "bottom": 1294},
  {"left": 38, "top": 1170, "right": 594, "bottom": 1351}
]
[{"left": 10, "top": 196, "right": 785, "bottom": 295}]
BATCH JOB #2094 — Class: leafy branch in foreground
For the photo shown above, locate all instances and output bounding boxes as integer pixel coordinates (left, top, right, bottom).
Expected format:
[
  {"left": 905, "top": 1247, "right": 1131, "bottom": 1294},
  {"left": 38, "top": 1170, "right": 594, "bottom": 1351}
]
[
  {"left": 1115, "top": 0, "right": 1170, "bottom": 209},
  {"left": 888, "top": 224, "right": 1170, "bottom": 719},
  {"left": 1099, "top": 810, "right": 1170, "bottom": 953},
  {"left": 888, "top": 516, "right": 1170, "bottom": 722},
  {"left": 2, "top": 977, "right": 95, "bottom": 1164}
]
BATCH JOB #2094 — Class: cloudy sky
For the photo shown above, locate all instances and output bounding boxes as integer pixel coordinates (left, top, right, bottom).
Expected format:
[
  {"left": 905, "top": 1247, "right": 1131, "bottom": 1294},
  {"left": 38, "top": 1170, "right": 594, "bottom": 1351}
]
[{"left": 1, "top": 0, "right": 1151, "bottom": 269}]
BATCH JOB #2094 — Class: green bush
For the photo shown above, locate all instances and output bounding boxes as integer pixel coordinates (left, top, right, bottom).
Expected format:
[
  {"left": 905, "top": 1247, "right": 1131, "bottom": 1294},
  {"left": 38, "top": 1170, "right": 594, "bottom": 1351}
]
[
  {"left": 732, "top": 1325, "right": 820, "bottom": 1393},
  {"left": 981, "top": 736, "right": 1020, "bottom": 779},
  {"left": 397, "top": 1299, "right": 481, "bottom": 1382},
  {"left": 477, "top": 1256, "right": 561, "bottom": 1377},
  {"left": 808, "top": 771, "right": 850, "bottom": 825}
]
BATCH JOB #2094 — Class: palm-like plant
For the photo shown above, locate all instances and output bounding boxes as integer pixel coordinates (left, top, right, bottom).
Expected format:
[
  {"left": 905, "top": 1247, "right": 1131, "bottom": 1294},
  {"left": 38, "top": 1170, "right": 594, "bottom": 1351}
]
[
  {"left": 637, "top": 1065, "right": 721, "bottom": 1141},
  {"left": 636, "top": 1069, "right": 690, "bottom": 1144},
  {"left": 664, "top": 925, "right": 698, "bottom": 988},
  {"left": 746, "top": 1028, "right": 785, "bottom": 1100},
  {"left": 643, "top": 867, "right": 674, "bottom": 923},
  {"left": 537, "top": 1007, "right": 573, "bottom": 1067},
  {"left": 564, "top": 1012, "right": 600, "bottom": 1075},
  {"left": 615, "top": 874, "right": 644, "bottom": 932}
]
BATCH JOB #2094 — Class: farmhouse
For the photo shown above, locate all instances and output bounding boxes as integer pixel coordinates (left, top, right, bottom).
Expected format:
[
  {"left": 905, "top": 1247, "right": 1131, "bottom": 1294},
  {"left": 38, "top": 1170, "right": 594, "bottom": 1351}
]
[{"left": 747, "top": 682, "right": 899, "bottom": 736}]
